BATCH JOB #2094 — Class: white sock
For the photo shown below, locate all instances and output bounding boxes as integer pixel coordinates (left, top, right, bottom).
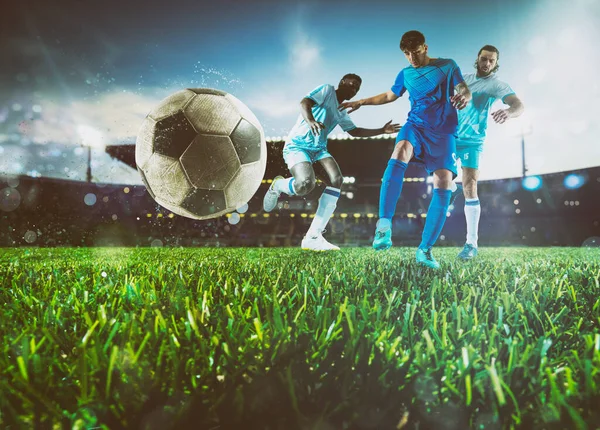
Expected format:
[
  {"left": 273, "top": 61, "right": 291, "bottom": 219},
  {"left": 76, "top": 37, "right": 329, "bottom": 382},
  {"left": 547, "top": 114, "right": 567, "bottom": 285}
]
[
  {"left": 307, "top": 187, "right": 340, "bottom": 236},
  {"left": 464, "top": 198, "right": 480, "bottom": 247},
  {"left": 273, "top": 177, "right": 296, "bottom": 196}
]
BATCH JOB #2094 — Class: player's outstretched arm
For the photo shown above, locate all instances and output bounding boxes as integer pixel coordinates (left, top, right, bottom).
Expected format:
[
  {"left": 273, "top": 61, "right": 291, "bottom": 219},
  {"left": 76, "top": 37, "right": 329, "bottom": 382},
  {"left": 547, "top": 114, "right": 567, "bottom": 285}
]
[
  {"left": 451, "top": 82, "right": 472, "bottom": 110},
  {"left": 300, "top": 97, "right": 325, "bottom": 136},
  {"left": 339, "top": 90, "right": 399, "bottom": 114},
  {"left": 348, "top": 120, "right": 401, "bottom": 138},
  {"left": 491, "top": 94, "right": 525, "bottom": 124}
]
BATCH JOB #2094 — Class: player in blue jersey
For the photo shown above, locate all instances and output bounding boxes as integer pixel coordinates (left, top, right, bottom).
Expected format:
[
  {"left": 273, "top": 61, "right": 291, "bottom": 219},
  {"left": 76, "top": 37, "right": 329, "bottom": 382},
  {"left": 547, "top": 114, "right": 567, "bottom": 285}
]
[
  {"left": 263, "top": 74, "right": 400, "bottom": 251},
  {"left": 453, "top": 45, "right": 524, "bottom": 260},
  {"left": 340, "top": 31, "right": 471, "bottom": 269}
]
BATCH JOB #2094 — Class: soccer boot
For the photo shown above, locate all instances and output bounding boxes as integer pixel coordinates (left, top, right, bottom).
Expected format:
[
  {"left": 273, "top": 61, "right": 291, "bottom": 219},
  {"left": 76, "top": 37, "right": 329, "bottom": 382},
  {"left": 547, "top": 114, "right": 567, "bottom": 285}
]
[
  {"left": 301, "top": 231, "right": 340, "bottom": 251},
  {"left": 372, "top": 218, "right": 392, "bottom": 251},
  {"left": 416, "top": 247, "right": 440, "bottom": 269},
  {"left": 449, "top": 183, "right": 463, "bottom": 207},
  {"left": 263, "top": 176, "right": 284, "bottom": 212},
  {"left": 457, "top": 243, "right": 478, "bottom": 261}
]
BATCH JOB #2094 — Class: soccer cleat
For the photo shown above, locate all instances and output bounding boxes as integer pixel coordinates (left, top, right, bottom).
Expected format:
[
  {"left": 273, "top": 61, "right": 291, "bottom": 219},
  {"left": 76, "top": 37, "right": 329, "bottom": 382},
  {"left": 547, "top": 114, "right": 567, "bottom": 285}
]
[
  {"left": 263, "top": 176, "right": 284, "bottom": 212},
  {"left": 372, "top": 219, "right": 392, "bottom": 251},
  {"left": 457, "top": 243, "right": 478, "bottom": 261},
  {"left": 449, "top": 183, "right": 463, "bottom": 207},
  {"left": 416, "top": 247, "right": 440, "bottom": 269},
  {"left": 301, "top": 231, "right": 340, "bottom": 252}
]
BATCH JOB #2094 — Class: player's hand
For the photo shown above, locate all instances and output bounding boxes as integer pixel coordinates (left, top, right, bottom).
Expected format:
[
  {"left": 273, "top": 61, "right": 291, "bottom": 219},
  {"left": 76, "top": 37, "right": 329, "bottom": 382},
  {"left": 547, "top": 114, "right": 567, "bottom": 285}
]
[
  {"left": 339, "top": 100, "right": 363, "bottom": 114},
  {"left": 491, "top": 109, "right": 510, "bottom": 124},
  {"left": 382, "top": 120, "right": 401, "bottom": 134},
  {"left": 451, "top": 94, "right": 468, "bottom": 110},
  {"left": 309, "top": 120, "right": 325, "bottom": 136}
]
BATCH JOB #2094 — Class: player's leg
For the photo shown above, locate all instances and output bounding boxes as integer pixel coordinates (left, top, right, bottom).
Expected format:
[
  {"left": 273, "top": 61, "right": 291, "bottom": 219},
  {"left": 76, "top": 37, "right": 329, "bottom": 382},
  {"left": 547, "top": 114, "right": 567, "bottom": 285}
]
[
  {"left": 450, "top": 144, "right": 469, "bottom": 206},
  {"left": 416, "top": 168, "right": 453, "bottom": 268},
  {"left": 458, "top": 164, "right": 480, "bottom": 260},
  {"left": 416, "top": 132, "right": 457, "bottom": 269},
  {"left": 263, "top": 147, "right": 314, "bottom": 212},
  {"left": 302, "top": 155, "right": 342, "bottom": 251},
  {"left": 373, "top": 139, "right": 413, "bottom": 251}
]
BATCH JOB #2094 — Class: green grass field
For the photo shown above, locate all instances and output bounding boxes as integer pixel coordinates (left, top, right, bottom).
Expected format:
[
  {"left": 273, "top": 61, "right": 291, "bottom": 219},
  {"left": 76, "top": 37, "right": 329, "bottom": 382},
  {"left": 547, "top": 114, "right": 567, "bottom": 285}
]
[{"left": 1, "top": 247, "right": 599, "bottom": 429}]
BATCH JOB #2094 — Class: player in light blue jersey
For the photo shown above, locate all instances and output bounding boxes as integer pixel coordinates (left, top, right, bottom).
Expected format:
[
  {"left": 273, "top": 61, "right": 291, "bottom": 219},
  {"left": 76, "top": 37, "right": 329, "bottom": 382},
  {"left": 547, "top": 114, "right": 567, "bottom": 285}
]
[
  {"left": 263, "top": 74, "right": 400, "bottom": 251},
  {"left": 340, "top": 31, "right": 472, "bottom": 269},
  {"left": 453, "top": 45, "right": 525, "bottom": 260}
]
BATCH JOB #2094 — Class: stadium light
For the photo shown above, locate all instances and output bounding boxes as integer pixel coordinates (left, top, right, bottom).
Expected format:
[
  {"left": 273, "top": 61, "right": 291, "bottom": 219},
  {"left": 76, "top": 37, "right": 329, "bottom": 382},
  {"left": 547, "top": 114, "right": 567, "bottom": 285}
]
[
  {"left": 77, "top": 125, "right": 104, "bottom": 148},
  {"left": 522, "top": 176, "right": 543, "bottom": 191},
  {"left": 564, "top": 174, "right": 585, "bottom": 190}
]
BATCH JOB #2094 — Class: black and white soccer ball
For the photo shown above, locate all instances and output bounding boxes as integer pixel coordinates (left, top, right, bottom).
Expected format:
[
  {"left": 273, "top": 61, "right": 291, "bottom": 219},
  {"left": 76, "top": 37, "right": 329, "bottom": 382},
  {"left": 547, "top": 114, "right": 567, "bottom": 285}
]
[{"left": 135, "top": 88, "right": 266, "bottom": 220}]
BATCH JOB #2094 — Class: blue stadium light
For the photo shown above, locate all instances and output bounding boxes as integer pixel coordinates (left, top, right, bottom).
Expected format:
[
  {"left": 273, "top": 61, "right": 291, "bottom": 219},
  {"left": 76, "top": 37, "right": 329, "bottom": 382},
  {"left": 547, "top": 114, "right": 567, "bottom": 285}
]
[
  {"left": 564, "top": 174, "right": 585, "bottom": 190},
  {"left": 522, "top": 175, "right": 542, "bottom": 191}
]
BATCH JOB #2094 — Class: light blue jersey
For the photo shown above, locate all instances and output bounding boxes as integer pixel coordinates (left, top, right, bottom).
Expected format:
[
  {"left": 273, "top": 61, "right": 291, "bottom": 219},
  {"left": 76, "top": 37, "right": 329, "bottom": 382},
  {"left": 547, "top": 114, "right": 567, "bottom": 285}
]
[
  {"left": 456, "top": 73, "right": 515, "bottom": 146},
  {"left": 285, "top": 84, "right": 356, "bottom": 150}
]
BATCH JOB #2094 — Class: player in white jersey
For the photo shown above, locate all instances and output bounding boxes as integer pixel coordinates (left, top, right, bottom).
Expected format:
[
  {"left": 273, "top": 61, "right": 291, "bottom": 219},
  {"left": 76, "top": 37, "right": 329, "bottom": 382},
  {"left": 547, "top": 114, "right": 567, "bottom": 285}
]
[
  {"left": 453, "top": 45, "right": 525, "bottom": 260},
  {"left": 263, "top": 74, "right": 400, "bottom": 251}
]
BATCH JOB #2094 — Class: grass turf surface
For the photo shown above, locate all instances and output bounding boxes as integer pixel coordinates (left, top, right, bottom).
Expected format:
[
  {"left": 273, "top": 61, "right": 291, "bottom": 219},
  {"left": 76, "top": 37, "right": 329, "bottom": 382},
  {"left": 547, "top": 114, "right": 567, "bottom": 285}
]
[{"left": 1, "top": 247, "right": 599, "bottom": 429}]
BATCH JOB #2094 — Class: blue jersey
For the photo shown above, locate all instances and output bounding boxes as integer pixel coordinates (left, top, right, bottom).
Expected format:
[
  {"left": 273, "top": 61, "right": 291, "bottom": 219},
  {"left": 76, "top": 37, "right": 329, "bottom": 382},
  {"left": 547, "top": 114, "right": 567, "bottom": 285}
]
[
  {"left": 391, "top": 58, "right": 464, "bottom": 134},
  {"left": 456, "top": 73, "right": 515, "bottom": 146}
]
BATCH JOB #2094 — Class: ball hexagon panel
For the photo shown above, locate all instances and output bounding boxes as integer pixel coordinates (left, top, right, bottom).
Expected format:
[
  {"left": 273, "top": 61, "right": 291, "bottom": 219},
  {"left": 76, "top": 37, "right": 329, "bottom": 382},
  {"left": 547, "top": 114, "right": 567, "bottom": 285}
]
[
  {"left": 143, "top": 153, "right": 192, "bottom": 206},
  {"left": 183, "top": 94, "right": 241, "bottom": 135},
  {"left": 153, "top": 196, "right": 200, "bottom": 220},
  {"left": 137, "top": 167, "right": 156, "bottom": 200},
  {"left": 223, "top": 160, "right": 266, "bottom": 210},
  {"left": 225, "top": 93, "right": 263, "bottom": 132},
  {"left": 135, "top": 117, "right": 155, "bottom": 170},
  {"left": 148, "top": 89, "right": 196, "bottom": 122},
  {"left": 180, "top": 135, "right": 241, "bottom": 190},
  {"left": 152, "top": 111, "right": 198, "bottom": 160},
  {"left": 188, "top": 88, "right": 227, "bottom": 97},
  {"left": 231, "top": 119, "right": 262, "bottom": 165},
  {"left": 180, "top": 188, "right": 228, "bottom": 219}
]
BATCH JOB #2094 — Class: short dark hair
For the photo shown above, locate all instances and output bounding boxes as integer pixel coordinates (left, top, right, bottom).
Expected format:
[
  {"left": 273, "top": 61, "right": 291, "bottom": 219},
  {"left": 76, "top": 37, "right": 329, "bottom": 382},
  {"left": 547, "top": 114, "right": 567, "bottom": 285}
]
[
  {"left": 400, "top": 31, "right": 426, "bottom": 51},
  {"left": 475, "top": 45, "right": 500, "bottom": 73},
  {"left": 342, "top": 73, "right": 362, "bottom": 84}
]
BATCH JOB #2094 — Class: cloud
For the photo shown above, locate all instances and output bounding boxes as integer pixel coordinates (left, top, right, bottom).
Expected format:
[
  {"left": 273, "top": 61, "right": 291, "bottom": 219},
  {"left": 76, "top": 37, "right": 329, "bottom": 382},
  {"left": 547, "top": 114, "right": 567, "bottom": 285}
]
[
  {"left": 288, "top": 31, "right": 322, "bottom": 73},
  {"left": 244, "top": 15, "right": 323, "bottom": 129},
  {"left": 246, "top": 90, "right": 299, "bottom": 122},
  {"left": 26, "top": 90, "right": 163, "bottom": 146}
]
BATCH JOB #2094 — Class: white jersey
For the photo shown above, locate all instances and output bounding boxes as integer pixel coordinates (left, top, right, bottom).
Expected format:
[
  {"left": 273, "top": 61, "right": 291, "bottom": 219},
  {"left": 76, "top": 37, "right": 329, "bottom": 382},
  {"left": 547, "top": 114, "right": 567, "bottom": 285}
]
[
  {"left": 285, "top": 84, "right": 356, "bottom": 149},
  {"left": 456, "top": 73, "right": 515, "bottom": 146}
]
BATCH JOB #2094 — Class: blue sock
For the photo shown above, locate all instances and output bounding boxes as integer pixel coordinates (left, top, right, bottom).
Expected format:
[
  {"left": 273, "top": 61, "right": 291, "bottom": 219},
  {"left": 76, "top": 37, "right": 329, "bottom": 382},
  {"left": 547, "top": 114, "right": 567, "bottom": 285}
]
[
  {"left": 379, "top": 159, "right": 408, "bottom": 219},
  {"left": 419, "top": 188, "right": 452, "bottom": 250}
]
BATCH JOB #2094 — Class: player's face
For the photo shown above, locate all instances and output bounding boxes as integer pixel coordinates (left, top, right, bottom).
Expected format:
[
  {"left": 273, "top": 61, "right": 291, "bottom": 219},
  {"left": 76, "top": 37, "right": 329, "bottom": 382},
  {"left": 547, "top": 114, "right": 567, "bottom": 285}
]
[
  {"left": 477, "top": 50, "right": 498, "bottom": 76},
  {"left": 403, "top": 44, "right": 428, "bottom": 67},
  {"left": 339, "top": 78, "right": 361, "bottom": 99}
]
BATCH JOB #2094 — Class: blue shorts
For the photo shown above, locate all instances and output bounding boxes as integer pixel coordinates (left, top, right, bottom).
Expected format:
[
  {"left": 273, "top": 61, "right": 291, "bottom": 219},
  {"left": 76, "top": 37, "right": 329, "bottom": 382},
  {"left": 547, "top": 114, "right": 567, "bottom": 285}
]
[
  {"left": 397, "top": 123, "right": 458, "bottom": 178},
  {"left": 282, "top": 144, "right": 332, "bottom": 170},
  {"left": 456, "top": 140, "right": 483, "bottom": 170}
]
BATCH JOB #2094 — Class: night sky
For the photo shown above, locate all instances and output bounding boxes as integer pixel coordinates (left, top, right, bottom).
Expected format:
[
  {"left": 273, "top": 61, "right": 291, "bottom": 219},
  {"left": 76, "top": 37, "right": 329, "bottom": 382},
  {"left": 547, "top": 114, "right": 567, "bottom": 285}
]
[{"left": 1, "top": 0, "right": 599, "bottom": 183}]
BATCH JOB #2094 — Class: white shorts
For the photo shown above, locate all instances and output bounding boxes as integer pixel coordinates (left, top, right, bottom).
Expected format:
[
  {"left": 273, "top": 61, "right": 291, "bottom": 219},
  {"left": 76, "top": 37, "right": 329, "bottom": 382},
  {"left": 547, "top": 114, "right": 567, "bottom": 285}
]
[{"left": 282, "top": 144, "right": 332, "bottom": 170}]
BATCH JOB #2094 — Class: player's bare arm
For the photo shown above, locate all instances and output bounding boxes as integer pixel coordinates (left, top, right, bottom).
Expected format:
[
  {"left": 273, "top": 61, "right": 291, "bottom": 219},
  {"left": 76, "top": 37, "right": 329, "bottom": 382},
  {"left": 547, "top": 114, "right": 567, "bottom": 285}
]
[
  {"left": 339, "top": 90, "right": 400, "bottom": 114},
  {"left": 491, "top": 94, "right": 525, "bottom": 124},
  {"left": 348, "top": 120, "right": 401, "bottom": 138},
  {"left": 451, "top": 82, "right": 472, "bottom": 110},
  {"left": 300, "top": 97, "right": 325, "bottom": 136}
]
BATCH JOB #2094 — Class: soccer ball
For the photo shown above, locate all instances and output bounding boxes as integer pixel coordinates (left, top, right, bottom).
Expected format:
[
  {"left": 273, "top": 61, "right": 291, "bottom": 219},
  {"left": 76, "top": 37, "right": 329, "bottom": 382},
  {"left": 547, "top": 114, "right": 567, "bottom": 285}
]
[{"left": 135, "top": 88, "right": 266, "bottom": 220}]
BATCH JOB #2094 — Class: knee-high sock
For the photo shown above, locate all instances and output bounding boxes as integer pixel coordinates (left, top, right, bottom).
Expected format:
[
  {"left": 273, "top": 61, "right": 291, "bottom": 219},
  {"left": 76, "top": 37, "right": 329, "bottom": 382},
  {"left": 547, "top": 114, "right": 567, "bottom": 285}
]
[
  {"left": 273, "top": 177, "right": 297, "bottom": 196},
  {"left": 307, "top": 187, "right": 340, "bottom": 235},
  {"left": 465, "top": 198, "right": 480, "bottom": 247},
  {"left": 379, "top": 159, "right": 408, "bottom": 220},
  {"left": 419, "top": 188, "right": 451, "bottom": 250}
]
